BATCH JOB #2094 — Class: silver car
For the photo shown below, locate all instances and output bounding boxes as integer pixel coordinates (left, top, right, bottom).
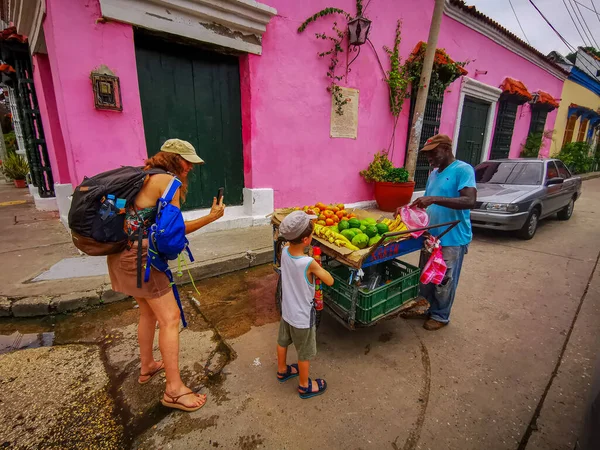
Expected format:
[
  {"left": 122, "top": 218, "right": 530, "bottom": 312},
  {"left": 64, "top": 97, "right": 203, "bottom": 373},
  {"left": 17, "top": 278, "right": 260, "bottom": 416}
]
[{"left": 471, "top": 159, "right": 582, "bottom": 240}]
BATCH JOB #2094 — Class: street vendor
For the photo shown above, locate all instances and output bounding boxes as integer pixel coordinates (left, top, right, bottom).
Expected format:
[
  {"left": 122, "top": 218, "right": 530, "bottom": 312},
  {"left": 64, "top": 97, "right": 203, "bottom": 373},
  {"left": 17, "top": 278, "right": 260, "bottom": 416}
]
[{"left": 405, "top": 134, "right": 477, "bottom": 331}]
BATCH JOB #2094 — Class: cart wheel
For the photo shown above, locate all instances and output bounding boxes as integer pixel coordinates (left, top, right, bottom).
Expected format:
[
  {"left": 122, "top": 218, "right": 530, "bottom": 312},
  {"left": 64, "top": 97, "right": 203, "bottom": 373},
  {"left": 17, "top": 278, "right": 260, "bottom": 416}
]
[{"left": 275, "top": 275, "right": 282, "bottom": 315}]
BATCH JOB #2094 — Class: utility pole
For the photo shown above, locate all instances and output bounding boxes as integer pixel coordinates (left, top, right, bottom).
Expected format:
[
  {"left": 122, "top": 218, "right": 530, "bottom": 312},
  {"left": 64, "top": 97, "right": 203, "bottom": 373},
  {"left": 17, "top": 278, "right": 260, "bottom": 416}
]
[{"left": 405, "top": 0, "right": 445, "bottom": 179}]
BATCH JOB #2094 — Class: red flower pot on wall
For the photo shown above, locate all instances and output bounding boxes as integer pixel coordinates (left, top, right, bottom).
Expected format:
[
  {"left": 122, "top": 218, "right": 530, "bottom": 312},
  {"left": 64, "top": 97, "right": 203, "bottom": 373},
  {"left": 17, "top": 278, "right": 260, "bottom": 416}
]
[
  {"left": 14, "top": 179, "right": 26, "bottom": 188},
  {"left": 374, "top": 181, "right": 415, "bottom": 212}
]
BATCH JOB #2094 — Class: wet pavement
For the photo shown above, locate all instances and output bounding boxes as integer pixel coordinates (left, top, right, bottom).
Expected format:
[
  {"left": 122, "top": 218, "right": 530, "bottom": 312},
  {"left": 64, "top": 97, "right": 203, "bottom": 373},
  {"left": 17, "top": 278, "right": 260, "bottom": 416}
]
[{"left": 0, "top": 265, "right": 276, "bottom": 449}]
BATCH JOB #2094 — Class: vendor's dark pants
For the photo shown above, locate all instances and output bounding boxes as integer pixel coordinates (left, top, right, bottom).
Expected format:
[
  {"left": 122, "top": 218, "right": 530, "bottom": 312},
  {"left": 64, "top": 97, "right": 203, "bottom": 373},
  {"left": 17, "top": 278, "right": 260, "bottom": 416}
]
[{"left": 419, "top": 245, "right": 468, "bottom": 323}]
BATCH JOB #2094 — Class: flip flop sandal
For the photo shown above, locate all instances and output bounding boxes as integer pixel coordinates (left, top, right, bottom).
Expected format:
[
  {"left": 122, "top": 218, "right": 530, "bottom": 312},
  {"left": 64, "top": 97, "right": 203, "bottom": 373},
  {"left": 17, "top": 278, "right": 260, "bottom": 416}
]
[
  {"left": 277, "top": 364, "right": 299, "bottom": 383},
  {"left": 138, "top": 361, "right": 165, "bottom": 385},
  {"left": 298, "top": 378, "right": 327, "bottom": 399},
  {"left": 161, "top": 391, "right": 206, "bottom": 412}
]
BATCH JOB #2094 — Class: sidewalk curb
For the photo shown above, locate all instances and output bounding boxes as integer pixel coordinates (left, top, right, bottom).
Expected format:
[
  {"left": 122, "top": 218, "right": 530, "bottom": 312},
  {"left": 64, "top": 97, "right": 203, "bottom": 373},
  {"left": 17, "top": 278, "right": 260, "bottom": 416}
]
[
  {"left": 581, "top": 172, "right": 600, "bottom": 181},
  {"left": 1, "top": 247, "right": 273, "bottom": 318}
]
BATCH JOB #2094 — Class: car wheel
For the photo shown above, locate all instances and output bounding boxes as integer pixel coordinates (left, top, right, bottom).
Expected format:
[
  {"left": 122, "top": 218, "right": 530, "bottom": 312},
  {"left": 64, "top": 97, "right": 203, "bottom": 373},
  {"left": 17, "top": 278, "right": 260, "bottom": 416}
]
[
  {"left": 557, "top": 198, "right": 574, "bottom": 221},
  {"left": 517, "top": 208, "right": 540, "bottom": 240}
]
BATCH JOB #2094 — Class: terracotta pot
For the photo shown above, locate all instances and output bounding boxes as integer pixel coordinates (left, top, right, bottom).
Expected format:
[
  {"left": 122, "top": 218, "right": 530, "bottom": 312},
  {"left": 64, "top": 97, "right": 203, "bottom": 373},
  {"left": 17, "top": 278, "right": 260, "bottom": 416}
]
[
  {"left": 13, "top": 179, "right": 27, "bottom": 188},
  {"left": 374, "top": 181, "right": 416, "bottom": 212}
]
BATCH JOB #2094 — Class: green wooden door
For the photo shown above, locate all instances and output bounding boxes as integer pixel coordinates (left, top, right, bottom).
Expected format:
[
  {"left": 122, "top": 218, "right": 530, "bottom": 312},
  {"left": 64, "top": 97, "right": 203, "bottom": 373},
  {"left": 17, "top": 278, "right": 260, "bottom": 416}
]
[
  {"left": 456, "top": 97, "right": 490, "bottom": 166},
  {"left": 134, "top": 32, "right": 244, "bottom": 210},
  {"left": 490, "top": 100, "right": 518, "bottom": 160}
]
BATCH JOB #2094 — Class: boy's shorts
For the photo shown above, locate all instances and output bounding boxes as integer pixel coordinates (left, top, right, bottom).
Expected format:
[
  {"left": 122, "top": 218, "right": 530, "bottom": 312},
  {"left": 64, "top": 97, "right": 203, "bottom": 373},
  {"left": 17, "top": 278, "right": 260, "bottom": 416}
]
[{"left": 277, "top": 319, "right": 317, "bottom": 361}]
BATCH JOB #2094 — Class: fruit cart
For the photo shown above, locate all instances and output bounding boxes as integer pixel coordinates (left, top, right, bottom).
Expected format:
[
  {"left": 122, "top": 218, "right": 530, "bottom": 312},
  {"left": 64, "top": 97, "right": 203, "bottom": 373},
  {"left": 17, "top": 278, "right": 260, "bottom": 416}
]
[{"left": 271, "top": 208, "right": 458, "bottom": 330}]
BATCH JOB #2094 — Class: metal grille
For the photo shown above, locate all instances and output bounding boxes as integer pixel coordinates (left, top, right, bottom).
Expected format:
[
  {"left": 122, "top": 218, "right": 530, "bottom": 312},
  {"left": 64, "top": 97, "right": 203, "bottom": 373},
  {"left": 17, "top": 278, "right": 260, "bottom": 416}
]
[
  {"left": 14, "top": 56, "right": 54, "bottom": 197},
  {"left": 490, "top": 101, "right": 518, "bottom": 160},
  {"left": 406, "top": 88, "right": 444, "bottom": 189},
  {"left": 529, "top": 108, "right": 548, "bottom": 136},
  {"left": 7, "top": 87, "right": 26, "bottom": 155}
]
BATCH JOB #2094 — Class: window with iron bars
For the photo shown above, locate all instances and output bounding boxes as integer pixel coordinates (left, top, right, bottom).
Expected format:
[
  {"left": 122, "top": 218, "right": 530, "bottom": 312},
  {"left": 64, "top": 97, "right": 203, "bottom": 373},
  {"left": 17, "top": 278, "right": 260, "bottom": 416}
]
[
  {"left": 490, "top": 100, "right": 518, "bottom": 160},
  {"left": 406, "top": 87, "right": 444, "bottom": 189}
]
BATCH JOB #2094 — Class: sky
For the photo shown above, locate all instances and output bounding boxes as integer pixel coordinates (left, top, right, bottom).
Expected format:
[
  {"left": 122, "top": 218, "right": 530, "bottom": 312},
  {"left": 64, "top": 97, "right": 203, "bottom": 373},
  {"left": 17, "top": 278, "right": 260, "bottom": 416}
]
[{"left": 466, "top": 0, "right": 600, "bottom": 56}]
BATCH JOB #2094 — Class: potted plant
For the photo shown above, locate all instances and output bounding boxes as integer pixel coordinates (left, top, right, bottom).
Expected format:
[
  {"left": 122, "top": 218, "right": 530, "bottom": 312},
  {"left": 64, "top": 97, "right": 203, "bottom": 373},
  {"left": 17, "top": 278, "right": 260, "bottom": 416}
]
[
  {"left": 1, "top": 153, "right": 29, "bottom": 188},
  {"left": 360, "top": 151, "right": 414, "bottom": 212}
]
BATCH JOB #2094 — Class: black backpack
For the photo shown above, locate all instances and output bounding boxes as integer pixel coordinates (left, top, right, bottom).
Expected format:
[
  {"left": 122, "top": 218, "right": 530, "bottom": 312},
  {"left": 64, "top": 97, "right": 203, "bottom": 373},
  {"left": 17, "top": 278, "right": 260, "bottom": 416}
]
[{"left": 68, "top": 166, "right": 165, "bottom": 256}]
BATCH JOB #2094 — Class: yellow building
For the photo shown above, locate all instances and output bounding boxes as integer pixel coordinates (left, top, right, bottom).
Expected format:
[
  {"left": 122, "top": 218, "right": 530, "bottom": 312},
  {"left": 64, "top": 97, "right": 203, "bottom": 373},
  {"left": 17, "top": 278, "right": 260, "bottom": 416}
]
[{"left": 551, "top": 79, "right": 600, "bottom": 155}]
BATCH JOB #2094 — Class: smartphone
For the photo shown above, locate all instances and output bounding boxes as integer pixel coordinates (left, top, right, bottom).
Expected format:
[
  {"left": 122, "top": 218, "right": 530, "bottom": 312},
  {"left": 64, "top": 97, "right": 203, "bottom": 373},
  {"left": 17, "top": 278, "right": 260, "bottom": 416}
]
[{"left": 216, "top": 187, "right": 224, "bottom": 204}]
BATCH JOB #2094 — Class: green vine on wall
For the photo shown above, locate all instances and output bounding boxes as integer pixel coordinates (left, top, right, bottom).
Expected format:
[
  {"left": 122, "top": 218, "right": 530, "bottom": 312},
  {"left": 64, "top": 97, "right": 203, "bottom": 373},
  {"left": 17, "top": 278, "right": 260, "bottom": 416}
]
[
  {"left": 298, "top": 3, "right": 364, "bottom": 115},
  {"left": 384, "top": 20, "right": 412, "bottom": 118}
]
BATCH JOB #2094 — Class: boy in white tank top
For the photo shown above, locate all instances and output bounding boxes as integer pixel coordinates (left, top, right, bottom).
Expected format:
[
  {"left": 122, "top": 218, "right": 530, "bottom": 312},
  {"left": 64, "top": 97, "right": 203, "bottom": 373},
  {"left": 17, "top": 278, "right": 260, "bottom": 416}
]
[{"left": 276, "top": 211, "right": 334, "bottom": 399}]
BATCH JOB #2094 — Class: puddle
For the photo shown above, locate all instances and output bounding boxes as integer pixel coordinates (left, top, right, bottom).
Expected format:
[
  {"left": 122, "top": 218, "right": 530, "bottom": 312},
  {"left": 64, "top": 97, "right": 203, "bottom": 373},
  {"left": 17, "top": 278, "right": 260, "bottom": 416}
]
[
  {"left": 0, "top": 331, "right": 54, "bottom": 353},
  {"left": 183, "top": 264, "right": 280, "bottom": 339}
]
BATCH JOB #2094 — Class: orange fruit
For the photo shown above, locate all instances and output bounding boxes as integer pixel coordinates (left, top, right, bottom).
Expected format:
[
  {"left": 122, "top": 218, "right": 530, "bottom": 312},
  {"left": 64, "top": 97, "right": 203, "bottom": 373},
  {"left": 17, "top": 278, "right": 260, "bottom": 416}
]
[
  {"left": 337, "top": 204, "right": 345, "bottom": 210},
  {"left": 317, "top": 220, "right": 326, "bottom": 226},
  {"left": 324, "top": 210, "right": 334, "bottom": 218},
  {"left": 348, "top": 213, "right": 357, "bottom": 219},
  {"left": 306, "top": 209, "right": 315, "bottom": 215},
  {"left": 319, "top": 214, "right": 326, "bottom": 221},
  {"left": 325, "top": 218, "right": 334, "bottom": 226},
  {"left": 332, "top": 207, "right": 340, "bottom": 213},
  {"left": 313, "top": 207, "right": 321, "bottom": 215},
  {"left": 332, "top": 215, "right": 340, "bottom": 223},
  {"left": 336, "top": 211, "right": 344, "bottom": 219},
  {"left": 316, "top": 202, "right": 326, "bottom": 210},
  {"left": 339, "top": 210, "right": 347, "bottom": 217}
]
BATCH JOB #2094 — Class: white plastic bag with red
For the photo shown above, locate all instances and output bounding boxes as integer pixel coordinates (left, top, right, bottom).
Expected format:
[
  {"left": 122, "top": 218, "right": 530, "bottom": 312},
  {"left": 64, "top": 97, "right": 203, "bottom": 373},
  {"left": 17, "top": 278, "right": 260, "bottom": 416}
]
[
  {"left": 420, "top": 237, "right": 447, "bottom": 285},
  {"left": 399, "top": 205, "right": 430, "bottom": 238}
]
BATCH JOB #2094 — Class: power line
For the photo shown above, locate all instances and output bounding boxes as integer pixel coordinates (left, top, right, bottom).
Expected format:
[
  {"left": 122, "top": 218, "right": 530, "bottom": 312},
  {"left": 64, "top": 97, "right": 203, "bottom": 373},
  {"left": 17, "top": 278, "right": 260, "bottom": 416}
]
[
  {"left": 590, "top": 0, "right": 600, "bottom": 24},
  {"left": 572, "top": 0, "right": 600, "bottom": 19},
  {"left": 508, "top": 0, "right": 531, "bottom": 44},
  {"left": 570, "top": 0, "right": 600, "bottom": 50},
  {"left": 562, "top": 0, "right": 593, "bottom": 49},
  {"left": 527, "top": 0, "right": 600, "bottom": 75}
]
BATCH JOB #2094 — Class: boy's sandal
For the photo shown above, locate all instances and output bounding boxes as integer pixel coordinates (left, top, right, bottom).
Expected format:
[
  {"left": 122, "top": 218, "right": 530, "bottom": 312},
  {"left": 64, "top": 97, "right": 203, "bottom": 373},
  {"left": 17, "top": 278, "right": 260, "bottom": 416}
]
[
  {"left": 138, "top": 361, "right": 165, "bottom": 385},
  {"left": 298, "top": 378, "right": 327, "bottom": 399},
  {"left": 277, "top": 364, "right": 299, "bottom": 383},
  {"left": 161, "top": 391, "right": 206, "bottom": 412}
]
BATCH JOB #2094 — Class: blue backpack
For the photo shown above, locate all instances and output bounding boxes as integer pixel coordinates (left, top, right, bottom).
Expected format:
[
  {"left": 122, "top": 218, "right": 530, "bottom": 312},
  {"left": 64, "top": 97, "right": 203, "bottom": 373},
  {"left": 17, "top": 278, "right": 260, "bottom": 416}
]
[{"left": 144, "top": 177, "right": 194, "bottom": 327}]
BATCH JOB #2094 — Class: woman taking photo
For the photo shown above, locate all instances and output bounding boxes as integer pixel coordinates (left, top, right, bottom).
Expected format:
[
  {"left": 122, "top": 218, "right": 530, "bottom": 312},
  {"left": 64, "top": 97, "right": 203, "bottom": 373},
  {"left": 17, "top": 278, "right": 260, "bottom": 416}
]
[{"left": 107, "top": 139, "right": 225, "bottom": 412}]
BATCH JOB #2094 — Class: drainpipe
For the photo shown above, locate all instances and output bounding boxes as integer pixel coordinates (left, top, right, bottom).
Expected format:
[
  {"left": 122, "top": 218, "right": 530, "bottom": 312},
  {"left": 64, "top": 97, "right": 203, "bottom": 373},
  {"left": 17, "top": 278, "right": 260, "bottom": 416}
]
[{"left": 405, "top": 0, "right": 445, "bottom": 179}]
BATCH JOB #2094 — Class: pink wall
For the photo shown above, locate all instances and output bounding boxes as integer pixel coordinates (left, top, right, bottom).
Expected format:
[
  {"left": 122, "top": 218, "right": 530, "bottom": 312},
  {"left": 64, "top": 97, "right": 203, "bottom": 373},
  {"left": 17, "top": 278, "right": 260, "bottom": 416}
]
[
  {"left": 32, "top": 53, "right": 70, "bottom": 184},
  {"left": 42, "top": 0, "right": 147, "bottom": 185},
  {"left": 245, "top": 0, "right": 564, "bottom": 207},
  {"left": 437, "top": 16, "right": 562, "bottom": 159}
]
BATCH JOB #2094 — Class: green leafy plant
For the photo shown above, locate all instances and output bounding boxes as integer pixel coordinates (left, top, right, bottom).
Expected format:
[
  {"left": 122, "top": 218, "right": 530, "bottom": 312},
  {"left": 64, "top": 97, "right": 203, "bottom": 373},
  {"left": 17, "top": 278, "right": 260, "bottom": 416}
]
[
  {"left": 558, "top": 141, "right": 594, "bottom": 174},
  {"left": 360, "top": 151, "right": 409, "bottom": 183},
  {"left": 4, "top": 130, "right": 16, "bottom": 156},
  {"left": 1, "top": 153, "right": 28, "bottom": 180},
  {"left": 298, "top": 2, "right": 365, "bottom": 115},
  {"left": 384, "top": 20, "right": 412, "bottom": 118},
  {"left": 520, "top": 130, "right": 553, "bottom": 158}
]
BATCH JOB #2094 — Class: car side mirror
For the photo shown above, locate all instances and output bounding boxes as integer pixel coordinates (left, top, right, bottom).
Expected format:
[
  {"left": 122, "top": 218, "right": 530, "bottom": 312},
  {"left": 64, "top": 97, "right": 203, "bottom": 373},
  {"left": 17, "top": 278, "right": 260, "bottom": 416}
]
[{"left": 546, "top": 177, "right": 564, "bottom": 186}]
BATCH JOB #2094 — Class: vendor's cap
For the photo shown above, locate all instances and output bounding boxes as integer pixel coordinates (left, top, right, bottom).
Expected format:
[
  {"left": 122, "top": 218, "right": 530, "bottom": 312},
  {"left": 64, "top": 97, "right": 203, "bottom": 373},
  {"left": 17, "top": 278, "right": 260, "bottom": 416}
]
[
  {"left": 421, "top": 134, "right": 452, "bottom": 151},
  {"left": 160, "top": 139, "right": 204, "bottom": 164},
  {"left": 280, "top": 211, "right": 317, "bottom": 241}
]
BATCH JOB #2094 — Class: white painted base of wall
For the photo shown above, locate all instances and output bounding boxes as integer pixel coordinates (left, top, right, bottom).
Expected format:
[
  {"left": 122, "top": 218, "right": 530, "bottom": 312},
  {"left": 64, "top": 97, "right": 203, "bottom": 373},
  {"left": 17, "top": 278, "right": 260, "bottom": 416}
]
[
  {"left": 180, "top": 187, "right": 275, "bottom": 236},
  {"left": 55, "top": 183, "right": 74, "bottom": 227},
  {"left": 27, "top": 182, "right": 59, "bottom": 212}
]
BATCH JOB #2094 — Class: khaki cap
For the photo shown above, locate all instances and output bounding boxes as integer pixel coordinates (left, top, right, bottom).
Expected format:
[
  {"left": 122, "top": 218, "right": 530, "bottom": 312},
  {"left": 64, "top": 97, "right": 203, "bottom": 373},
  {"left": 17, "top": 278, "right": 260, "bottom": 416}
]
[
  {"left": 421, "top": 134, "right": 452, "bottom": 152},
  {"left": 160, "top": 139, "right": 204, "bottom": 164}
]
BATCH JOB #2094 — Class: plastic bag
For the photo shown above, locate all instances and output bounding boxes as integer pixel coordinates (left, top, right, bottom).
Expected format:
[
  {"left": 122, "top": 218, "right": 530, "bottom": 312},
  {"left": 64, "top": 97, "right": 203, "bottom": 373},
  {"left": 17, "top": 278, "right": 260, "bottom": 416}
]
[
  {"left": 400, "top": 205, "right": 430, "bottom": 238},
  {"left": 420, "top": 238, "right": 447, "bottom": 285}
]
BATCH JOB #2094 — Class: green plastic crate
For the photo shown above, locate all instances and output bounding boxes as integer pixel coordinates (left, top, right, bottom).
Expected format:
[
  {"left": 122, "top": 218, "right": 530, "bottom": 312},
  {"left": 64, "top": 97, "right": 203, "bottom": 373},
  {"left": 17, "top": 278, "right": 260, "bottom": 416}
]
[{"left": 322, "top": 260, "right": 420, "bottom": 324}]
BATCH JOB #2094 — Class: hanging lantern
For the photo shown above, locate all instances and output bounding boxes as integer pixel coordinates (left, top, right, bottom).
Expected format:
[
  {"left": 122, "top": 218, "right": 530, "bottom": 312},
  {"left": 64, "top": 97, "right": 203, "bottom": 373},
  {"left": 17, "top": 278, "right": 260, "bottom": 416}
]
[{"left": 348, "top": 16, "right": 372, "bottom": 46}]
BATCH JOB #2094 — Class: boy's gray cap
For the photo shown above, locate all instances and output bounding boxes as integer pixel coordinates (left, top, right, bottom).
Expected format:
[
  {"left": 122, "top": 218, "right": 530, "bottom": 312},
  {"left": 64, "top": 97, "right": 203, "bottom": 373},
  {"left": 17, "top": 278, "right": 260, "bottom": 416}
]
[{"left": 280, "top": 210, "right": 317, "bottom": 240}]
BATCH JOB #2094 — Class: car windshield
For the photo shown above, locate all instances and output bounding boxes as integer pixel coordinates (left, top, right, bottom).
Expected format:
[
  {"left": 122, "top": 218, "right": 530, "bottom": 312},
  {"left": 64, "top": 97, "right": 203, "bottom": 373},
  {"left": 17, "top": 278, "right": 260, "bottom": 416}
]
[{"left": 475, "top": 162, "right": 543, "bottom": 185}]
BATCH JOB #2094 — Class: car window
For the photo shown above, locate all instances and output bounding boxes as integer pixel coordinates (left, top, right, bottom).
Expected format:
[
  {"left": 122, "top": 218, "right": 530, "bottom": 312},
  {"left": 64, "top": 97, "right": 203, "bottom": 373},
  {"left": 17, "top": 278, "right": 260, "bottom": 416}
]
[
  {"left": 475, "top": 162, "right": 542, "bottom": 185},
  {"left": 546, "top": 162, "right": 559, "bottom": 180},
  {"left": 555, "top": 160, "right": 571, "bottom": 179}
]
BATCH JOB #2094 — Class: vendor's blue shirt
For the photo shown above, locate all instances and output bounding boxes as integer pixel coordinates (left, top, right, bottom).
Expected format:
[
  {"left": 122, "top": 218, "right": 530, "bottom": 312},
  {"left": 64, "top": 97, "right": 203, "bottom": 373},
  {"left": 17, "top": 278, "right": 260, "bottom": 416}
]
[{"left": 424, "top": 160, "right": 476, "bottom": 247}]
